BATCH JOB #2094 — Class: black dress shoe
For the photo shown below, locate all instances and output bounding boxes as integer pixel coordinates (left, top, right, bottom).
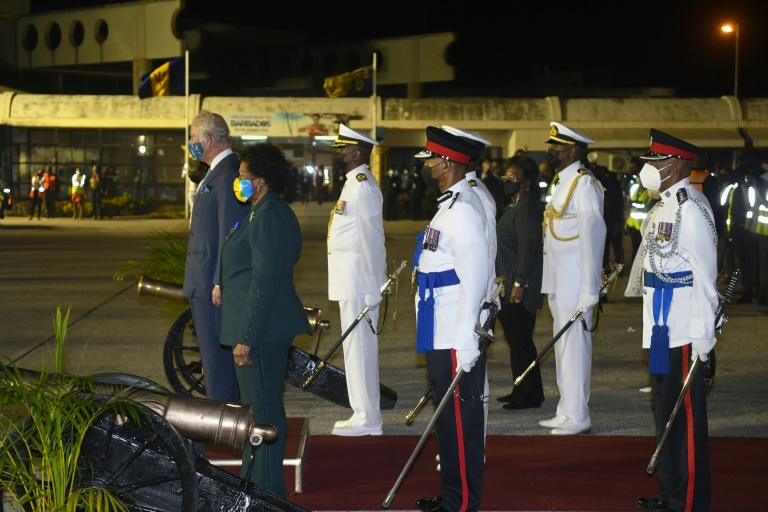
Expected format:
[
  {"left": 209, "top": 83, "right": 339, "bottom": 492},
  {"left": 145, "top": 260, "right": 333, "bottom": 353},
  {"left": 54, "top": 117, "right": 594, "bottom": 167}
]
[
  {"left": 637, "top": 496, "right": 668, "bottom": 509},
  {"left": 416, "top": 495, "right": 443, "bottom": 512},
  {"left": 502, "top": 400, "right": 542, "bottom": 410},
  {"left": 496, "top": 393, "right": 517, "bottom": 403}
]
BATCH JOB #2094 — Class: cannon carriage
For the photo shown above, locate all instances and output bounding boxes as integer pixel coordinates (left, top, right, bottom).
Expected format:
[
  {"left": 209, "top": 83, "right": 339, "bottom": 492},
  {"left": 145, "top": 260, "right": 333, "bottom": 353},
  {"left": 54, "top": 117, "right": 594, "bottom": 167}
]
[
  {"left": 138, "top": 276, "right": 397, "bottom": 409},
  {"left": 0, "top": 368, "right": 309, "bottom": 512}
]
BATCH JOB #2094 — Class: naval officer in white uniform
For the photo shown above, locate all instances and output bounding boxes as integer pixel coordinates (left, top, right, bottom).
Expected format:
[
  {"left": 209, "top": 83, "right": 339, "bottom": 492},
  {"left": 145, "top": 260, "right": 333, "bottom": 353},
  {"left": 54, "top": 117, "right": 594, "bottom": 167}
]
[
  {"left": 327, "top": 124, "right": 387, "bottom": 436},
  {"left": 540, "top": 122, "right": 606, "bottom": 436}
]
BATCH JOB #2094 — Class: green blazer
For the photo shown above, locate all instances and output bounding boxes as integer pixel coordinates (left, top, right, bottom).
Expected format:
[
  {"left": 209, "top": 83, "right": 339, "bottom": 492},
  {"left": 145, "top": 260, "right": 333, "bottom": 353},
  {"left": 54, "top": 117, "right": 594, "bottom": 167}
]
[{"left": 220, "top": 191, "right": 311, "bottom": 347}]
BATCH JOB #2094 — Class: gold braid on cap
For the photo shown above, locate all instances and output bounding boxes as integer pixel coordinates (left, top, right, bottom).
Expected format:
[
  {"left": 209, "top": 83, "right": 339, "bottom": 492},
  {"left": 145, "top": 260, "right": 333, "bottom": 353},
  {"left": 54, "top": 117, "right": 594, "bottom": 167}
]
[{"left": 542, "top": 170, "right": 602, "bottom": 242}]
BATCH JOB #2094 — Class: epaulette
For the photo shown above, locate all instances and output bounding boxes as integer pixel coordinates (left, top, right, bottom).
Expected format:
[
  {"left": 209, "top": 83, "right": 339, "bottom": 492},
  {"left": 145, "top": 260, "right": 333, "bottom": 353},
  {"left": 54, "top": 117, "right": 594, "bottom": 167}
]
[
  {"left": 467, "top": 179, "right": 477, "bottom": 187},
  {"left": 356, "top": 173, "right": 367, "bottom": 182},
  {"left": 676, "top": 188, "right": 688, "bottom": 205}
]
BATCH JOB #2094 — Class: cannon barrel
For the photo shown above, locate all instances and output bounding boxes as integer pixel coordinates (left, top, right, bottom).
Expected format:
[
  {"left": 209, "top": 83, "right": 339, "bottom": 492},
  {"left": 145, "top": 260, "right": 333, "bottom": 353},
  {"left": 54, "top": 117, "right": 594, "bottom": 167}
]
[
  {"left": 9, "top": 366, "right": 277, "bottom": 449},
  {"left": 138, "top": 275, "right": 330, "bottom": 332},
  {"left": 138, "top": 275, "right": 189, "bottom": 303}
]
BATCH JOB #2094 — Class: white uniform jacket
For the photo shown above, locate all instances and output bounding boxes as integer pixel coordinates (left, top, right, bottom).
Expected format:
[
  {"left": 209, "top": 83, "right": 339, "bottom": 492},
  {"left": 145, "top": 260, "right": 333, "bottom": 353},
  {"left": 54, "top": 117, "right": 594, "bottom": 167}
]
[
  {"left": 327, "top": 164, "right": 387, "bottom": 300},
  {"left": 542, "top": 163, "right": 606, "bottom": 299},
  {"left": 415, "top": 179, "right": 493, "bottom": 351},
  {"left": 628, "top": 179, "right": 718, "bottom": 347},
  {"left": 466, "top": 170, "right": 500, "bottom": 319}
]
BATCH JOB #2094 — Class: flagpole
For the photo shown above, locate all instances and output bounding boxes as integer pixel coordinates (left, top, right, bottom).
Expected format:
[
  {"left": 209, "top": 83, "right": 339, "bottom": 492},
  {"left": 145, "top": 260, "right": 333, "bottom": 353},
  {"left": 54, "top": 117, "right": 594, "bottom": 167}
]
[
  {"left": 184, "top": 50, "right": 190, "bottom": 220},
  {"left": 371, "top": 51, "right": 378, "bottom": 179}
]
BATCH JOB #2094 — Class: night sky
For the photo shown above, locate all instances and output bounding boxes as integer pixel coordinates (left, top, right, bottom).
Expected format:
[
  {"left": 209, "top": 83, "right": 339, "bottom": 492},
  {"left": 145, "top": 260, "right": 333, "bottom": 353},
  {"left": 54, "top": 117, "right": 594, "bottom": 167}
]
[{"left": 30, "top": 0, "right": 768, "bottom": 98}]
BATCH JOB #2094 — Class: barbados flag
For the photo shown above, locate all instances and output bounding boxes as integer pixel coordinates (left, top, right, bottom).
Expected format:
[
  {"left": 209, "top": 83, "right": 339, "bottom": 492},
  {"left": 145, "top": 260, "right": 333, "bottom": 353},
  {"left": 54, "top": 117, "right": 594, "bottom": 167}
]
[{"left": 137, "top": 57, "right": 184, "bottom": 99}]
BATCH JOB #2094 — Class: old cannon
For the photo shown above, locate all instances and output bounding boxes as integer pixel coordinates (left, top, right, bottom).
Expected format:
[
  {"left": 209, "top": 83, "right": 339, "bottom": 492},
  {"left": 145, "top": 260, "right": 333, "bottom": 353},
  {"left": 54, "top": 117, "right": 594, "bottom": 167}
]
[
  {"left": 138, "top": 276, "right": 397, "bottom": 409},
  {"left": 0, "top": 366, "right": 308, "bottom": 512}
]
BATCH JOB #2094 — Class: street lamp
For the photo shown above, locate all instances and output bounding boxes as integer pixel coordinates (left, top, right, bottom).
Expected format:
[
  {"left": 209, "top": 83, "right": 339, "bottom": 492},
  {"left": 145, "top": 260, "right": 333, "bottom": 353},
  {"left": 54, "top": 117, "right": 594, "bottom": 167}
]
[{"left": 721, "top": 22, "right": 739, "bottom": 97}]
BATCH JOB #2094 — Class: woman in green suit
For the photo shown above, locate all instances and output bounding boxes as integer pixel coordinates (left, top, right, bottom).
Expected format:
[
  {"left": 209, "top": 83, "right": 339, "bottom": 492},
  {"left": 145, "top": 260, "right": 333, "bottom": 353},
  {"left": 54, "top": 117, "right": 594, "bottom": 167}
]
[{"left": 220, "top": 142, "right": 311, "bottom": 497}]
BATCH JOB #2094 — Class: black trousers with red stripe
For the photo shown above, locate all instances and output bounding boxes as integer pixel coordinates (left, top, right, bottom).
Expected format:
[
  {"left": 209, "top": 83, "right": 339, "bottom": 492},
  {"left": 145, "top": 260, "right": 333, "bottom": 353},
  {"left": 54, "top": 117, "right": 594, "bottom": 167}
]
[
  {"left": 650, "top": 344, "right": 711, "bottom": 512},
  {"left": 426, "top": 348, "right": 485, "bottom": 512}
]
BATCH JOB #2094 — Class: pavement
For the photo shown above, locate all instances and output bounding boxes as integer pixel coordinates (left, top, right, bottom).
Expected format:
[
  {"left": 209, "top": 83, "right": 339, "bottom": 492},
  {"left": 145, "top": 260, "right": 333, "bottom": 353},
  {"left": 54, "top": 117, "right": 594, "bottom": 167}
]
[{"left": 1, "top": 204, "right": 766, "bottom": 440}]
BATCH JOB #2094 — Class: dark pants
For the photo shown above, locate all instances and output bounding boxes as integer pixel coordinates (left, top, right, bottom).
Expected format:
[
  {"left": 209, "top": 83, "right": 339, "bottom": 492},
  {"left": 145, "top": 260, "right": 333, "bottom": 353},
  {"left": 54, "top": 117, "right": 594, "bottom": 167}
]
[
  {"left": 45, "top": 191, "right": 57, "bottom": 217},
  {"left": 731, "top": 224, "right": 756, "bottom": 297},
  {"left": 29, "top": 192, "right": 42, "bottom": 218},
  {"left": 497, "top": 302, "right": 544, "bottom": 404},
  {"left": 650, "top": 345, "right": 711, "bottom": 512},
  {"left": 603, "top": 222, "right": 624, "bottom": 268},
  {"left": 236, "top": 336, "right": 294, "bottom": 497},
  {"left": 189, "top": 297, "right": 239, "bottom": 403},
  {"left": 90, "top": 188, "right": 102, "bottom": 219},
  {"left": 426, "top": 348, "right": 485, "bottom": 512}
]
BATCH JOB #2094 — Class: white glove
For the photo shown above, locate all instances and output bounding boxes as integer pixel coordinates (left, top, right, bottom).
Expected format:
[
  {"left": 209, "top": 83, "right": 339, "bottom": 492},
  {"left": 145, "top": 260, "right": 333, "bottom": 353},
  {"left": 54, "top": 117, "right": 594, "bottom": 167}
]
[
  {"left": 363, "top": 294, "right": 381, "bottom": 310},
  {"left": 691, "top": 338, "right": 716, "bottom": 362},
  {"left": 456, "top": 348, "right": 481, "bottom": 373},
  {"left": 578, "top": 294, "right": 599, "bottom": 312}
]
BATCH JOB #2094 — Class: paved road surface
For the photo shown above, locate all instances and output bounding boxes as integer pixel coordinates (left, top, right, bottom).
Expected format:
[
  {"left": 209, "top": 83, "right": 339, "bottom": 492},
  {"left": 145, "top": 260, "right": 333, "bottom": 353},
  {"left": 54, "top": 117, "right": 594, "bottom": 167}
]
[{"left": 1, "top": 205, "right": 765, "bottom": 439}]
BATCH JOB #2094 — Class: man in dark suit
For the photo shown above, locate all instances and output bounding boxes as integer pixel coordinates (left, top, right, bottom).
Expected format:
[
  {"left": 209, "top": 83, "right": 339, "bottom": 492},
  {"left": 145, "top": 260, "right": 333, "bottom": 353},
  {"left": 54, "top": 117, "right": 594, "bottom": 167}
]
[{"left": 182, "top": 110, "right": 249, "bottom": 403}]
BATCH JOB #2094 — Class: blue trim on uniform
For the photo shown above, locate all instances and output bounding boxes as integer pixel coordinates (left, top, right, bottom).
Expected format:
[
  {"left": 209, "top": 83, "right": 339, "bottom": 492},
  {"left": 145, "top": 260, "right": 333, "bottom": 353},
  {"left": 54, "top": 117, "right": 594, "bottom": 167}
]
[
  {"left": 416, "top": 269, "right": 460, "bottom": 353},
  {"left": 644, "top": 270, "right": 693, "bottom": 375}
]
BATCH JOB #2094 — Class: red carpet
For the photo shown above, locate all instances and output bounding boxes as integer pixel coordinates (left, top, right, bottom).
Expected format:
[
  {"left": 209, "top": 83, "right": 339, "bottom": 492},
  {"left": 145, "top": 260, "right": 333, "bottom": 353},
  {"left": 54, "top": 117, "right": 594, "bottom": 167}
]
[{"left": 206, "top": 420, "right": 766, "bottom": 511}]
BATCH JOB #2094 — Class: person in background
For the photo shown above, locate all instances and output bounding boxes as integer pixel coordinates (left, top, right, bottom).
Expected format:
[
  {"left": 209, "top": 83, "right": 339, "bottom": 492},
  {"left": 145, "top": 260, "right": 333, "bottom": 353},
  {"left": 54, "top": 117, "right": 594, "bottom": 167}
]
[
  {"left": 182, "top": 109, "right": 250, "bottom": 403},
  {"left": 70, "top": 167, "right": 86, "bottom": 219},
  {"left": 408, "top": 164, "right": 426, "bottom": 220},
  {"left": 29, "top": 168, "right": 44, "bottom": 220},
  {"left": 495, "top": 154, "right": 546, "bottom": 410},
  {"left": 479, "top": 157, "right": 505, "bottom": 219},
  {"left": 440, "top": 125, "right": 497, "bottom": 473},
  {"left": 133, "top": 169, "right": 145, "bottom": 201},
  {"left": 540, "top": 122, "right": 605, "bottom": 436},
  {"left": 412, "top": 126, "right": 492, "bottom": 512},
  {"left": 626, "top": 129, "right": 717, "bottom": 512},
  {"left": 314, "top": 164, "right": 326, "bottom": 204},
  {"left": 89, "top": 162, "right": 103, "bottom": 220},
  {"left": 220, "top": 142, "right": 311, "bottom": 498},
  {"left": 383, "top": 165, "right": 401, "bottom": 221},
  {"left": 327, "top": 124, "right": 387, "bottom": 437},
  {"left": 590, "top": 156, "right": 625, "bottom": 278},
  {"left": 43, "top": 166, "right": 58, "bottom": 218}
]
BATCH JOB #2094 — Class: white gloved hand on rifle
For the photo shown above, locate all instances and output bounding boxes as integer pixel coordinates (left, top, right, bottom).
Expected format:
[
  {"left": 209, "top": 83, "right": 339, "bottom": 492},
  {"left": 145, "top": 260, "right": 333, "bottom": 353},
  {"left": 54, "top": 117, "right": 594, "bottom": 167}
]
[
  {"left": 455, "top": 348, "right": 481, "bottom": 373},
  {"left": 691, "top": 337, "right": 716, "bottom": 362}
]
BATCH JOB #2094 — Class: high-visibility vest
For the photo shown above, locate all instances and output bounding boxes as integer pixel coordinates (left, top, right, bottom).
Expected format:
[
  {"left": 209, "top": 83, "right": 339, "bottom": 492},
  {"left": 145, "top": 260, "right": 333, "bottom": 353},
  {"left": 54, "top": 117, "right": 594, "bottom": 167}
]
[
  {"left": 626, "top": 183, "right": 650, "bottom": 231},
  {"left": 544, "top": 172, "right": 559, "bottom": 204},
  {"left": 744, "top": 184, "right": 768, "bottom": 236}
]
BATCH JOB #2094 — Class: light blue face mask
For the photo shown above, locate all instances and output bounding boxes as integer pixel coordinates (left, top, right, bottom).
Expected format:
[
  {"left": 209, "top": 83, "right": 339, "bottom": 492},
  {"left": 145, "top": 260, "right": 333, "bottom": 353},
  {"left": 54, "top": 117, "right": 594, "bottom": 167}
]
[
  {"left": 188, "top": 135, "right": 205, "bottom": 161},
  {"left": 233, "top": 177, "right": 255, "bottom": 202}
]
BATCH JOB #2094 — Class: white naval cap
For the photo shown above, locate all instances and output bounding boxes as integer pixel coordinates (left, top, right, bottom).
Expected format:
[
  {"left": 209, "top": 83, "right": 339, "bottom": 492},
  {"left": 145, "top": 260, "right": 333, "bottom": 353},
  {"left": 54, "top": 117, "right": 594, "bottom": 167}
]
[
  {"left": 441, "top": 125, "right": 489, "bottom": 160},
  {"left": 331, "top": 123, "right": 378, "bottom": 149},
  {"left": 545, "top": 121, "right": 595, "bottom": 148}
]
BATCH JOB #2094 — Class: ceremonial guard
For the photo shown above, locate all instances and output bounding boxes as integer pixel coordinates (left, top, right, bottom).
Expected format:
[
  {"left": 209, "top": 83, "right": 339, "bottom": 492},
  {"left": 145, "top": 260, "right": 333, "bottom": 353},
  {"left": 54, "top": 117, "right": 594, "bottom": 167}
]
[
  {"left": 441, "top": 125, "right": 497, "bottom": 452},
  {"left": 540, "top": 122, "right": 605, "bottom": 435},
  {"left": 413, "top": 126, "right": 494, "bottom": 512},
  {"left": 626, "top": 130, "right": 718, "bottom": 512},
  {"left": 327, "top": 124, "right": 388, "bottom": 436}
]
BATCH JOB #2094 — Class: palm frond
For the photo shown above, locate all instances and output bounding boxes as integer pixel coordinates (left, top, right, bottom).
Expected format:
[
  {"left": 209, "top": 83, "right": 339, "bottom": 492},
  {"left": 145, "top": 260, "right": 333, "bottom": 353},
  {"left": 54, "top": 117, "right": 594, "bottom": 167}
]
[{"left": 113, "top": 229, "right": 187, "bottom": 284}]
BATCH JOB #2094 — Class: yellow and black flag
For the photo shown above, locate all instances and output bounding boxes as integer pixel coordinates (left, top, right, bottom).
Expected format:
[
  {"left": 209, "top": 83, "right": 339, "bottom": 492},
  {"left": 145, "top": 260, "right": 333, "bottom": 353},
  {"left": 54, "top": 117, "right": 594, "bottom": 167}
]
[
  {"left": 137, "top": 57, "right": 185, "bottom": 99},
  {"left": 323, "top": 66, "right": 373, "bottom": 99}
]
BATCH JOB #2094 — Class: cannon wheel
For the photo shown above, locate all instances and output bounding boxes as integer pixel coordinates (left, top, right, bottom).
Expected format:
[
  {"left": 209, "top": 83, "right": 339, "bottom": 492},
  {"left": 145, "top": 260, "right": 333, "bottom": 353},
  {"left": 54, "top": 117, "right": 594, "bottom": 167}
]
[
  {"left": 163, "top": 308, "right": 206, "bottom": 398},
  {"left": 77, "top": 399, "right": 199, "bottom": 511}
]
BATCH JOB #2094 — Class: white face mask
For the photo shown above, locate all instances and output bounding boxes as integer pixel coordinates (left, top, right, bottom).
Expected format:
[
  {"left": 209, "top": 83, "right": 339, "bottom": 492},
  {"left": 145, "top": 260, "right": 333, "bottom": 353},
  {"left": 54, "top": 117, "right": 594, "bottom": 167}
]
[{"left": 639, "top": 162, "right": 672, "bottom": 191}]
